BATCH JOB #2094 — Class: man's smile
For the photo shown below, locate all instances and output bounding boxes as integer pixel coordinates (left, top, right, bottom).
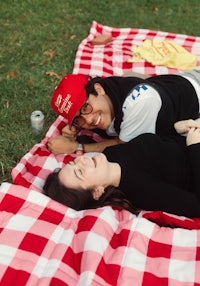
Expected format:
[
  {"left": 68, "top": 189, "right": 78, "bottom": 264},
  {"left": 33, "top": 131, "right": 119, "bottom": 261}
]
[{"left": 94, "top": 114, "right": 101, "bottom": 126}]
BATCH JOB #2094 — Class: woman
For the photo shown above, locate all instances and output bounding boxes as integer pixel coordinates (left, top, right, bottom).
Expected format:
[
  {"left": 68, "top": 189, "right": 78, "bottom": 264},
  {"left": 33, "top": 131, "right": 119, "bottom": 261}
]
[{"left": 43, "top": 122, "right": 200, "bottom": 218}]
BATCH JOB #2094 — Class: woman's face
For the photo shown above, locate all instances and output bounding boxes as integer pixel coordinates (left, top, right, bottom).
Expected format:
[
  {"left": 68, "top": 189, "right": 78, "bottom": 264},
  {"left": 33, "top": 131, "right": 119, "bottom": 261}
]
[{"left": 58, "top": 153, "right": 111, "bottom": 191}]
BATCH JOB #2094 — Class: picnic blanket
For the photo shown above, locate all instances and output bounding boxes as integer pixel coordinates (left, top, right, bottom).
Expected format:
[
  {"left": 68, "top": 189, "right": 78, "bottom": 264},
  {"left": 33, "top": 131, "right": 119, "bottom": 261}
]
[
  {"left": 73, "top": 21, "right": 200, "bottom": 76},
  {"left": 1, "top": 21, "right": 200, "bottom": 285},
  {"left": 1, "top": 182, "right": 200, "bottom": 286}
]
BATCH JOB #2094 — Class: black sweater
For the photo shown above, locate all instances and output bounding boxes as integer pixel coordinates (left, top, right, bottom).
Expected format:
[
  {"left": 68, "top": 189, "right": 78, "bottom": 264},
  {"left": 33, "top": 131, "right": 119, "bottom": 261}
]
[{"left": 103, "top": 133, "right": 200, "bottom": 218}]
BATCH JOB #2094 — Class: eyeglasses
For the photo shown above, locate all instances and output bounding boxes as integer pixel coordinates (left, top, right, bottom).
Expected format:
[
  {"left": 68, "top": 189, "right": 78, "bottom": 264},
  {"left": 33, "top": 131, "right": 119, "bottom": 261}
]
[{"left": 72, "top": 102, "right": 93, "bottom": 128}]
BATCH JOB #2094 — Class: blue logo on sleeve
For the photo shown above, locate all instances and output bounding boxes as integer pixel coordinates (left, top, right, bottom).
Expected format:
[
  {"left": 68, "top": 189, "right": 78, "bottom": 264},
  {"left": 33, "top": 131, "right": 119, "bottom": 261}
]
[{"left": 130, "top": 84, "right": 148, "bottom": 100}]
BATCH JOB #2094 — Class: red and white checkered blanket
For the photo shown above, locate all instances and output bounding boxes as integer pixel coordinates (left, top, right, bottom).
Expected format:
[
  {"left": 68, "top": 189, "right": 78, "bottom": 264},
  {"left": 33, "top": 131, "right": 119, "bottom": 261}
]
[
  {"left": 1, "top": 182, "right": 200, "bottom": 286},
  {"left": 73, "top": 21, "right": 200, "bottom": 76},
  {"left": 1, "top": 21, "right": 200, "bottom": 285}
]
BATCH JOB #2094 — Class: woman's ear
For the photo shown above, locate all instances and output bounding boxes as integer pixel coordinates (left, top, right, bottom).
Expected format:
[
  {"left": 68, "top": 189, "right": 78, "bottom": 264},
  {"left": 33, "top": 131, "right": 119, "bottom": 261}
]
[
  {"left": 94, "top": 83, "right": 105, "bottom": 96},
  {"left": 92, "top": 186, "right": 105, "bottom": 200}
]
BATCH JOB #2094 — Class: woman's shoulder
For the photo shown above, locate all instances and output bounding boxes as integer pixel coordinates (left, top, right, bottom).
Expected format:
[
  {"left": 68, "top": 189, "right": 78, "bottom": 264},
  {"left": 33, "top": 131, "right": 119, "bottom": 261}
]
[{"left": 130, "top": 133, "right": 186, "bottom": 147}]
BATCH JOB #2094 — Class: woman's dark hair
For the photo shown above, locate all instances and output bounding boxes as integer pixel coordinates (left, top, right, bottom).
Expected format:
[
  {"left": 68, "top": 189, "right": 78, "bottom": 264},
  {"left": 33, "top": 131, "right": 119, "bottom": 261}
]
[{"left": 43, "top": 169, "right": 139, "bottom": 215}]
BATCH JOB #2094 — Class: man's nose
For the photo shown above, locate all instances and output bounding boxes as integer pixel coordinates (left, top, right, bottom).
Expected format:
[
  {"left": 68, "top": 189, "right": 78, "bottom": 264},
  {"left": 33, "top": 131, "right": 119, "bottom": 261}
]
[{"left": 81, "top": 113, "right": 94, "bottom": 125}]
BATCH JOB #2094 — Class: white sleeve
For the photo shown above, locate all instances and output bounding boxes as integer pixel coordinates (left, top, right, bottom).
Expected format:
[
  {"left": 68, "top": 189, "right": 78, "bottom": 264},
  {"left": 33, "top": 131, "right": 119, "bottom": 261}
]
[{"left": 119, "top": 84, "right": 162, "bottom": 142}]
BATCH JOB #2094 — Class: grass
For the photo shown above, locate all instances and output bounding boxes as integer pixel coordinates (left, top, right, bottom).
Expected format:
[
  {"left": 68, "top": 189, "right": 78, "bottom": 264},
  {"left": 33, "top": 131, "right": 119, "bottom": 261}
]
[{"left": 1, "top": 0, "right": 200, "bottom": 183}]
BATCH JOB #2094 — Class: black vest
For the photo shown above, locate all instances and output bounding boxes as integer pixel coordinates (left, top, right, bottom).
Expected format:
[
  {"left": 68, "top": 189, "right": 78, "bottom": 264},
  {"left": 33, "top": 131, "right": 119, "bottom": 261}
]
[{"left": 99, "top": 75, "right": 199, "bottom": 135}]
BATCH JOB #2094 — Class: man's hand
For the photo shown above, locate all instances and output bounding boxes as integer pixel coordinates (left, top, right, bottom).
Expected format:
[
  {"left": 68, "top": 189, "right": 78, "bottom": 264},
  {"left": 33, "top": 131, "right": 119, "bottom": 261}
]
[
  {"left": 47, "top": 136, "right": 78, "bottom": 155},
  {"left": 61, "top": 124, "right": 77, "bottom": 140},
  {"left": 186, "top": 127, "right": 200, "bottom": 146},
  {"left": 174, "top": 119, "right": 200, "bottom": 134},
  {"left": 47, "top": 135, "right": 124, "bottom": 155}
]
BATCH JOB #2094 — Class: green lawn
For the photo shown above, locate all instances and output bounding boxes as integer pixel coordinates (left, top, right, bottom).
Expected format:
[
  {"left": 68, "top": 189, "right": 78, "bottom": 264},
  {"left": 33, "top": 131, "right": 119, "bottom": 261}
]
[{"left": 1, "top": 0, "right": 200, "bottom": 182}]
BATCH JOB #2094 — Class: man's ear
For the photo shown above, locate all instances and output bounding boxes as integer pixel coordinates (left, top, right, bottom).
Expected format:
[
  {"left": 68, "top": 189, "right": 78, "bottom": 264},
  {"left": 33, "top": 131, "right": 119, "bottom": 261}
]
[
  {"left": 94, "top": 83, "right": 105, "bottom": 96},
  {"left": 92, "top": 186, "right": 105, "bottom": 200}
]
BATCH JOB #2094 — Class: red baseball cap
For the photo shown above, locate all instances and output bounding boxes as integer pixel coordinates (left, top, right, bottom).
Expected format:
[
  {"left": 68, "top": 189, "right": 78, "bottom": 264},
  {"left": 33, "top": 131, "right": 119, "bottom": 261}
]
[{"left": 51, "top": 74, "right": 89, "bottom": 125}]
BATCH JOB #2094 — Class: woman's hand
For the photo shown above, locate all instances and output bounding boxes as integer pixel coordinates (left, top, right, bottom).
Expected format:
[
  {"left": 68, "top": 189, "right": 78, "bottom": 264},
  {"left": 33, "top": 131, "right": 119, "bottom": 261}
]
[
  {"left": 47, "top": 136, "right": 78, "bottom": 155},
  {"left": 186, "top": 127, "right": 200, "bottom": 146},
  {"left": 62, "top": 124, "right": 77, "bottom": 141},
  {"left": 174, "top": 119, "right": 200, "bottom": 134}
]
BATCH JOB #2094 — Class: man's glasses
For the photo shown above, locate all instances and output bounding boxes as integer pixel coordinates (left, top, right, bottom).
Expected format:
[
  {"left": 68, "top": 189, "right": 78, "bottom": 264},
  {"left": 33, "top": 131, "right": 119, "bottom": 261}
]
[{"left": 72, "top": 102, "right": 93, "bottom": 129}]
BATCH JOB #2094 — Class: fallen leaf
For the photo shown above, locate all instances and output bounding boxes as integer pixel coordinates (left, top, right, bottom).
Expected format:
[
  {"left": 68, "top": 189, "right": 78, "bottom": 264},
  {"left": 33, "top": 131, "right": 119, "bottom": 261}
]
[
  {"left": 5, "top": 101, "right": 9, "bottom": 108},
  {"left": 45, "top": 71, "right": 60, "bottom": 78},
  {"left": 0, "top": 162, "right": 5, "bottom": 176},
  {"left": 2, "top": 100, "right": 9, "bottom": 108},
  {"left": 43, "top": 49, "right": 56, "bottom": 59},
  {"left": 70, "top": 35, "right": 76, "bottom": 40},
  {"left": 56, "top": 19, "right": 64, "bottom": 24},
  {"left": 28, "top": 77, "right": 34, "bottom": 85},
  {"left": 12, "top": 34, "right": 17, "bottom": 39},
  {"left": 153, "top": 7, "right": 158, "bottom": 13},
  {"left": 6, "top": 69, "right": 18, "bottom": 79}
]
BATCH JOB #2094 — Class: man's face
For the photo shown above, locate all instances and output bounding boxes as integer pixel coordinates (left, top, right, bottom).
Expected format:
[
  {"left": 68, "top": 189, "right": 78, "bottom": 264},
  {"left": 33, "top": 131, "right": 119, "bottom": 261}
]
[{"left": 72, "top": 83, "right": 114, "bottom": 130}]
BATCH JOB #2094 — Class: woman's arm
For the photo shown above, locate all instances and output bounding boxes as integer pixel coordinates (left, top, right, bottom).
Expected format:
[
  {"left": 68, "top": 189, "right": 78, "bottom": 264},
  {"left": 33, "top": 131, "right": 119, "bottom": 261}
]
[
  {"left": 174, "top": 119, "right": 200, "bottom": 134},
  {"left": 135, "top": 177, "right": 200, "bottom": 218},
  {"left": 186, "top": 128, "right": 200, "bottom": 200},
  {"left": 140, "top": 128, "right": 200, "bottom": 217}
]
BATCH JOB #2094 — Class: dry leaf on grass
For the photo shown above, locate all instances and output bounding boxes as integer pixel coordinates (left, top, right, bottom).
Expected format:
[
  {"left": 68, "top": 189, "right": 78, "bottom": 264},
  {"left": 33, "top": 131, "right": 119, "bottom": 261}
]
[
  {"left": 45, "top": 71, "right": 60, "bottom": 78},
  {"left": 43, "top": 49, "right": 56, "bottom": 59},
  {"left": 70, "top": 35, "right": 76, "bottom": 40},
  {"left": 28, "top": 77, "right": 34, "bottom": 85},
  {"left": 6, "top": 69, "right": 18, "bottom": 79}
]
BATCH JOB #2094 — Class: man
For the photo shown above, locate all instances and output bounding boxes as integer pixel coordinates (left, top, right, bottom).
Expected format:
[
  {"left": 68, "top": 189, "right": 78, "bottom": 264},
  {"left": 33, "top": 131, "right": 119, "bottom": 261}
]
[{"left": 48, "top": 70, "right": 200, "bottom": 155}]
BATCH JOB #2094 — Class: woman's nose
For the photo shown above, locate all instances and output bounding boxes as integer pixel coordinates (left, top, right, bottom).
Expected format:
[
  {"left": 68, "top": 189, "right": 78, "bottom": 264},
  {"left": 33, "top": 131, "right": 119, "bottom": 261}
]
[{"left": 78, "top": 156, "right": 88, "bottom": 165}]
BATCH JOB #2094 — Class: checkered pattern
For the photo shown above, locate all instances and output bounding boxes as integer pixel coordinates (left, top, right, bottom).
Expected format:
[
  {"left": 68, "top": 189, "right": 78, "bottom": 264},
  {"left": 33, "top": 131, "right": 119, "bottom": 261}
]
[
  {"left": 3, "top": 21, "right": 200, "bottom": 285},
  {"left": 73, "top": 21, "right": 200, "bottom": 77},
  {"left": 11, "top": 115, "right": 104, "bottom": 192},
  {"left": 1, "top": 182, "right": 200, "bottom": 285}
]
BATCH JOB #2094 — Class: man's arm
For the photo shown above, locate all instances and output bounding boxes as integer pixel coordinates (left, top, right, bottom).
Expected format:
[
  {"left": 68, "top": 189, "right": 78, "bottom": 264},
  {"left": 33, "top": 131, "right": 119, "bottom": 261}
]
[{"left": 47, "top": 136, "right": 124, "bottom": 155}]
